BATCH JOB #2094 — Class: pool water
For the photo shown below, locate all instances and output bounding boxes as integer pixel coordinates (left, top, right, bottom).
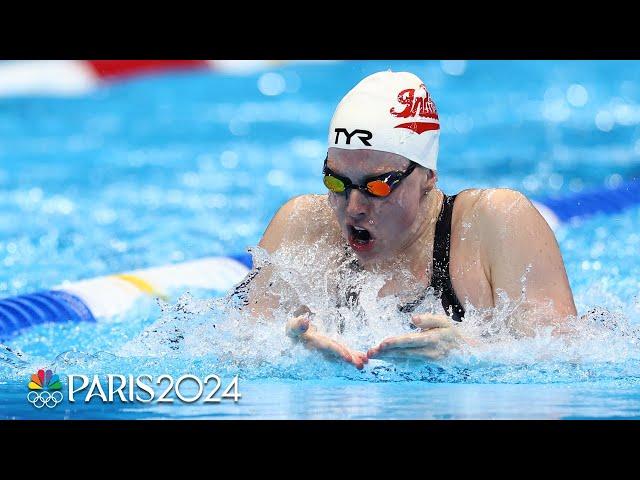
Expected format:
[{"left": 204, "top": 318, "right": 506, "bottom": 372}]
[{"left": 1, "top": 60, "right": 640, "bottom": 419}]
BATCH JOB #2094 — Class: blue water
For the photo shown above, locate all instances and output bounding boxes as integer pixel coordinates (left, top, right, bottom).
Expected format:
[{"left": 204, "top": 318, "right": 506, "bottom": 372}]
[{"left": 1, "top": 60, "right": 640, "bottom": 419}]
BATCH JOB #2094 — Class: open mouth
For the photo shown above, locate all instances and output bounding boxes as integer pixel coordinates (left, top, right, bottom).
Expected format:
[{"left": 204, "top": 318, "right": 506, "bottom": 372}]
[{"left": 348, "top": 225, "right": 374, "bottom": 251}]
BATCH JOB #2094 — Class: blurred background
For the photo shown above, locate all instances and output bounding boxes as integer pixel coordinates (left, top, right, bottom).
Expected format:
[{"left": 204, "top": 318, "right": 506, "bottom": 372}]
[{"left": 0, "top": 60, "right": 639, "bottom": 306}]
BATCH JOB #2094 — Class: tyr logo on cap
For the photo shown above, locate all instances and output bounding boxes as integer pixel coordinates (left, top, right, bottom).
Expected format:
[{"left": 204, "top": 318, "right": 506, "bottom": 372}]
[
  {"left": 390, "top": 84, "right": 439, "bottom": 134},
  {"left": 334, "top": 128, "right": 373, "bottom": 146}
]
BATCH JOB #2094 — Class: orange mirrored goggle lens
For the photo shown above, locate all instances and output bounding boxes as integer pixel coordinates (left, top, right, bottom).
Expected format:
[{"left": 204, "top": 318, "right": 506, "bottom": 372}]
[{"left": 366, "top": 180, "right": 392, "bottom": 197}]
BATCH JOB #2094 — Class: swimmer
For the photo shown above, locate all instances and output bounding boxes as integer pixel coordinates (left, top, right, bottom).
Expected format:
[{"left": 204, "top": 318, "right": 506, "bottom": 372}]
[{"left": 242, "top": 71, "right": 577, "bottom": 369}]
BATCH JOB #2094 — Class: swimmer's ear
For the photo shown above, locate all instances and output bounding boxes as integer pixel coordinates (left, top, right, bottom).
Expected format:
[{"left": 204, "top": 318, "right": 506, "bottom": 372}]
[{"left": 421, "top": 168, "right": 437, "bottom": 194}]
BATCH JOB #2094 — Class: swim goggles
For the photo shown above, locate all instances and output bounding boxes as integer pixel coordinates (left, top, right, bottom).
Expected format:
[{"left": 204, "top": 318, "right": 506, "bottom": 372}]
[{"left": 322, "top": 156, "right": 417, "bottom": 198}]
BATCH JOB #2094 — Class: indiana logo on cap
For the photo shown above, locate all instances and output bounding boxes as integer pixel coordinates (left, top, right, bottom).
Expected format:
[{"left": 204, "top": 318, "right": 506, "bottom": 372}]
[{"left": 390, "top": 83, "right": 440, "bottom": 135}]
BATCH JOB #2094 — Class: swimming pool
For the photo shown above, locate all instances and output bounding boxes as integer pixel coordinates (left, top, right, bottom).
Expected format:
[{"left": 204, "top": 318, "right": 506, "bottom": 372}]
[{"left": 1, "top": 60, "right": 640, "bottom": 419}]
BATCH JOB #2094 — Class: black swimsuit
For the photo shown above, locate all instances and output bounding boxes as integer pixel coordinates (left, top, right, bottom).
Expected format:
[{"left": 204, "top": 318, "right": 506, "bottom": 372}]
[
  {"left": 430, "top": 194, "right": 465, "bottom": 321},
  {"left": 397, "top": 193, "right": 465, "bottom": 320}
]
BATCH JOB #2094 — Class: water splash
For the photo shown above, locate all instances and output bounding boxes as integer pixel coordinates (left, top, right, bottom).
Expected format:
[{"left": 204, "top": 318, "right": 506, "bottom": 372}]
[
  {"left": 1, "top": 244, "right": 639, "bottom": 385},
  {"left": 0, "top": 343, "right": 28, "bottom": 369}
]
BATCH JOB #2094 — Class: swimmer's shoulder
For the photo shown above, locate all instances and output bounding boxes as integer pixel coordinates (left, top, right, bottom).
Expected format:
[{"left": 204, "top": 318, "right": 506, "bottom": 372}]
[
  {"left": 449, "top": 188, "right": 542, "bottom": 279},
  {"left": 453, "top": 187, "right": 535, "bottom": 222},
  {"left": 258, "top": 194, "right": 339, "bottom": 253},
  {"left": 452, "top": 187, "right": 547, "bottom": 245},
  {"left": 448, "top": 188, "right": 486, "bottom": 247}
]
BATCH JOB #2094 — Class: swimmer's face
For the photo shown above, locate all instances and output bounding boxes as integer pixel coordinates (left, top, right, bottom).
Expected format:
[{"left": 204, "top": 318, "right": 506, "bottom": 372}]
[{"left": 326, "top": 147, "right": 435, "bottom": 263}]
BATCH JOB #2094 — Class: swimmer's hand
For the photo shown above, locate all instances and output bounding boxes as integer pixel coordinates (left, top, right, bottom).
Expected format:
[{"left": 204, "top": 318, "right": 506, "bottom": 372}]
[
  {"left": 286, "top": 316, "right": 369, "bottom": 370},
  {"left": 367, "top": 314, "right": 472, "bottom": 361}
]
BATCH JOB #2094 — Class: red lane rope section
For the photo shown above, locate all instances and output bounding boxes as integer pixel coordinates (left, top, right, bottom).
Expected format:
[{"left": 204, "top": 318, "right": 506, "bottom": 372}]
[{"left": 86, "top": 60, "right": 210, "bottom": 80}]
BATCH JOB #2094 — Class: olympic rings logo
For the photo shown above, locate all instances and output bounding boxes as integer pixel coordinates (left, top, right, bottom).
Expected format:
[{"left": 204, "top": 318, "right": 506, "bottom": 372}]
[{"left": 26, "top": 390, "right": 63, "bottom": 409}]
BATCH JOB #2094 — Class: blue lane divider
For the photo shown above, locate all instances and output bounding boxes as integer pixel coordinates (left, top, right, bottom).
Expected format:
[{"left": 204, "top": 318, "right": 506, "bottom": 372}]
[
  {"left": 0, "top": 291, "right": 95, "bottom": 339},
  {"left": 535, "top": 178, "right": 640, "bottom": 222},
  {"left": 1, "top": 179, "right": 639, "bottom": 339}
]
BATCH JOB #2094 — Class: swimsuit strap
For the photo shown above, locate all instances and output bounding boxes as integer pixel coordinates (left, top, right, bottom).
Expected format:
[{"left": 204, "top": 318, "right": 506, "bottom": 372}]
[{"left": 431, "top": 194, "right": 465, "bottom": 321}]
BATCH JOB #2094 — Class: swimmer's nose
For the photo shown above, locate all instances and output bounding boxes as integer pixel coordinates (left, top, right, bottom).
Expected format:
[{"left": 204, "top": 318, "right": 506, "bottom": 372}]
[{"left": 345, "top": 188, "right": 369, "bottom": 220}]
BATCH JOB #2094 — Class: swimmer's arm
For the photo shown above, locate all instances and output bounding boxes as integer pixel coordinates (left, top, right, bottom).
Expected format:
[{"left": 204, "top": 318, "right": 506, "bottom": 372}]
[
  {"left": 244, "top": 196, "right": 311, "bottom": 320},
  {"left": 479, "top": 189, "right": 577, "bottom": 331}
]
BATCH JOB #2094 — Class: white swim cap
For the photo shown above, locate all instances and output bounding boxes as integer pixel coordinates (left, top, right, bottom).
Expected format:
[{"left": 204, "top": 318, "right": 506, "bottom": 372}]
[{"left": 328, "top": 70, "right": 440, "bottom": 170}]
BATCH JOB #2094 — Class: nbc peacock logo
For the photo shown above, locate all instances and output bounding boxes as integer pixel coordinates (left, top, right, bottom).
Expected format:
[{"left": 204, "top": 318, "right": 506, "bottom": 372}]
[{"left": 27, "top": 369, "right": 63, "bottom": 409}]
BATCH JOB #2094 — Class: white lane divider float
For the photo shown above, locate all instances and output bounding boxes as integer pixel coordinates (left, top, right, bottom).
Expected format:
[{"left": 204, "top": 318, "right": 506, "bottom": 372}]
[{"left": 0, "top": 255, "right": 252, "bottom": 338}]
